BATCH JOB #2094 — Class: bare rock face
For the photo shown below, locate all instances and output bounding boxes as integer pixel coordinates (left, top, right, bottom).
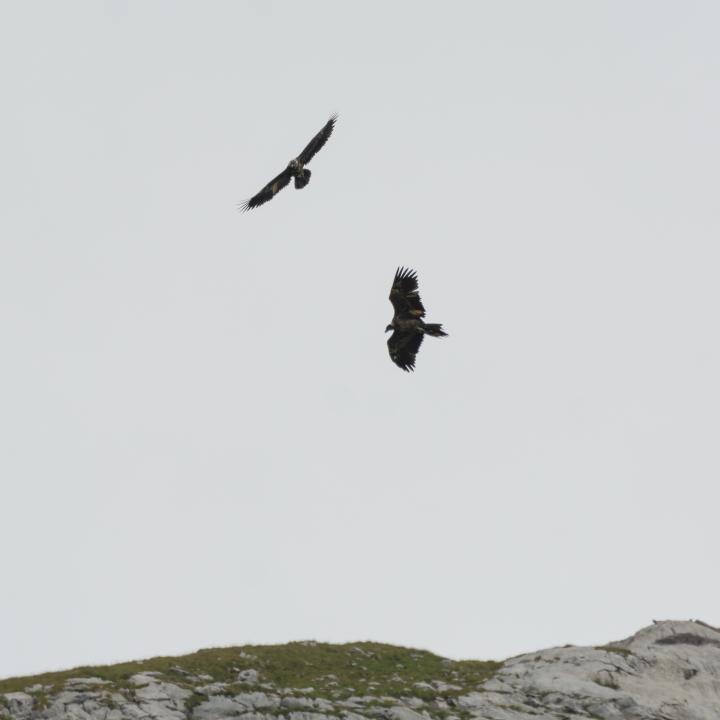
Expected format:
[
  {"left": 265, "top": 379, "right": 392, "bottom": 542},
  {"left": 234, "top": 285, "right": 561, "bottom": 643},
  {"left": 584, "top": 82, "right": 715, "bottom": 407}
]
[
  {"left": 459, "top": 620, "right": 720, "bottom": 719},
  {"left": 2, "top": 620, "right": 719, "bottom": 720}
]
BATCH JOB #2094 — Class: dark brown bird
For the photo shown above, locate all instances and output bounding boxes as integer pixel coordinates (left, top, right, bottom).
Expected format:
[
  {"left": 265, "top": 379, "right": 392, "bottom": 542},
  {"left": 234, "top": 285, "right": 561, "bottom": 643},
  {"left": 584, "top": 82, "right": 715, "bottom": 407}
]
[
  {"left": 240, "top": 114, "right": 338, "bottom": 211},
  {"left": 386, "top": 267, "right": 447, "bottom": 371}
]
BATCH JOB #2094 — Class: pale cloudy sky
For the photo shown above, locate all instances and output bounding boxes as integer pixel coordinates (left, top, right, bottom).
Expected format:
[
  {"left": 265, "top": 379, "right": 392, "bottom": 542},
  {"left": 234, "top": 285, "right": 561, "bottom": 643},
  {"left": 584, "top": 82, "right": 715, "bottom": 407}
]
[{"left": 2, "top": 1, "right": 719, "bottom": 680}]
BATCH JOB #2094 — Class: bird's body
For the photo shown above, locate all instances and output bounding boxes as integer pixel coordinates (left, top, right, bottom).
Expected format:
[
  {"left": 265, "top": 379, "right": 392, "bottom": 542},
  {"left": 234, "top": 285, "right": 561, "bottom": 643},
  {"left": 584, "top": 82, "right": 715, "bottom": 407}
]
[
  {"left": 386, "top": 267, "right": 447, "bottom": 371},
  {"left": 240, "top": 114, "right": 337, "bottom": 211},
  {"left": 287, "top": 158, "right": 311, "bottom": 189}
]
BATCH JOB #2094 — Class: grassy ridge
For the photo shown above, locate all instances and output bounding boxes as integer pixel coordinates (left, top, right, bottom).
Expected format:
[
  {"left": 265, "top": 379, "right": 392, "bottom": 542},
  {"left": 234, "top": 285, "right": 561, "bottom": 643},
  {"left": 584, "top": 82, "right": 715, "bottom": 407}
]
[{"left": 0, "top": 642, "right": 501, "bottom": 700}]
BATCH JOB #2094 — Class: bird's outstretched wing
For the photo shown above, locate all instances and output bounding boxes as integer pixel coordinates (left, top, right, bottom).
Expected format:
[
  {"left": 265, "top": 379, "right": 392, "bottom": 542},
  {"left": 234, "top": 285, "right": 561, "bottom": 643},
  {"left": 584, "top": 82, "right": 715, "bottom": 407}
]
[
  {"left": 240, "top": 167, "right": 293, "bottom": 212},
  {"left": 389, "top": 267, "right": 425, "bottom": 318},
  {"left": 388, "top": 330, "right": 424, "bottom": 372},
  {"left": 297, "top": 114, "right": 338, "bottom": 166}
]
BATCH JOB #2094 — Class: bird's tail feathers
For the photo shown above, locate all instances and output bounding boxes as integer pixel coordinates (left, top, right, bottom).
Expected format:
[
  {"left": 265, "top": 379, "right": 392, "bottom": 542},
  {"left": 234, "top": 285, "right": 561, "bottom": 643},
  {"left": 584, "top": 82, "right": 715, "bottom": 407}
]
[
  {"left": 423, "top": 323, "right": 447, "bottom": 337},
  {"left": 294, "top": 169, "right": 311, "bottom": 189}
]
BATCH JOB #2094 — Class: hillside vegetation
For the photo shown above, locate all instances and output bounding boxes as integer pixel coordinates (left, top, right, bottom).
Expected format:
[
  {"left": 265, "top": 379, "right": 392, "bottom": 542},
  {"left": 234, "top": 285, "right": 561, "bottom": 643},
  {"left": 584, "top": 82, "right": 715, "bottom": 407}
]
[{"left": 0, "top": 640, "right": 500, "bottom": 700}]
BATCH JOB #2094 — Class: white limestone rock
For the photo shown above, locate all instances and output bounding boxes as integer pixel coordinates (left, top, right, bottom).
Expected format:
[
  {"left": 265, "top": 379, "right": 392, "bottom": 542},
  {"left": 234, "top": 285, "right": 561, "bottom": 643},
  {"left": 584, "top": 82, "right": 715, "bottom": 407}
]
[
  {"left": 280, "top": 696, "right": 317, "bottom": 710},
  {"left": 386, "top": 706, "right": 428, "bottom": 720},
  {"left": 133, "top": 680, "right": 191, "bottom": 703},
  {"left": 398, "top": 696, "right": 425, "bottom": 709},
  {"left": 1, "top": 694, "right": 33, "bottom": 720},
  {"left": 458, "top": 620, "right": 720, "bottom": 720},
  {"left": 311, "top": 697, "right": 335, "bottom": 713},
  {"left": 288, "top": 712, "right": 335, "bottom": 720},
  {"left": 194, "top": 682, "right": 229, "bottom": 696},
  {"left": 192, "top": 700, "right": 274, "bottom": 720},
  {"left": 232, "top": 691, "right": 279, "bottom": 711},
  {"left": 237, "top": 669, "right": 260, "bottom": 684}
]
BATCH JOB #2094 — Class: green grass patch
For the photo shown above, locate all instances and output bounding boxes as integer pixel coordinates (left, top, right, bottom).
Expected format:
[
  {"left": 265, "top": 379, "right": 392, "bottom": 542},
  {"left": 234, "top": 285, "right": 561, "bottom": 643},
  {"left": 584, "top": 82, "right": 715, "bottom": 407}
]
[{"left": 0, "top": 642, "right": 501, "bottom": 701}]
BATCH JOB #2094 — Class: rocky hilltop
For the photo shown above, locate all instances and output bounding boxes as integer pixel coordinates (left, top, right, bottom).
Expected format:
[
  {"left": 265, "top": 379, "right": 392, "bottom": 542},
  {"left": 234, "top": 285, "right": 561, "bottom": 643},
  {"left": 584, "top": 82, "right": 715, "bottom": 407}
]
[{"left": 2, "top": 620, "right": 720, "bottom": 720}]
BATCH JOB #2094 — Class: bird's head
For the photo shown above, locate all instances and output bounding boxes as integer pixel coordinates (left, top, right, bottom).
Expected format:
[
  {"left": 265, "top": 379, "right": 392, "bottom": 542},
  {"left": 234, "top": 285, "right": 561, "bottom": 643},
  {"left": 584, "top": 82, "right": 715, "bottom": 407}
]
[
  {"left": 385, "top": 324, "right": 393, "bottom": 333},
  {"left": 288, "top": 158, "right": 300, "bottom": 170}
]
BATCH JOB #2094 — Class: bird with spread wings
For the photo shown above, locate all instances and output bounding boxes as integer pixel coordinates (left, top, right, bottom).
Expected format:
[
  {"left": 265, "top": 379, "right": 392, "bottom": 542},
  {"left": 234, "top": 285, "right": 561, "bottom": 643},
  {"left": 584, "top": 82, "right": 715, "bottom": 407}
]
[
  {"left": 240, "top": 114, "right": 337, "bottom": 211},
  {"left": 386, "top": 267, "right": 447, "bottom": 371}
]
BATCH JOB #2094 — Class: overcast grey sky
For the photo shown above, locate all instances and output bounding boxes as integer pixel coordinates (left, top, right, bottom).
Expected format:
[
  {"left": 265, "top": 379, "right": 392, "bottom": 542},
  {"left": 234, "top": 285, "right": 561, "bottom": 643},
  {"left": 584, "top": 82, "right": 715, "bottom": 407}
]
[{"left": 2, "top": 0, "right": 719, "bottom": 680}]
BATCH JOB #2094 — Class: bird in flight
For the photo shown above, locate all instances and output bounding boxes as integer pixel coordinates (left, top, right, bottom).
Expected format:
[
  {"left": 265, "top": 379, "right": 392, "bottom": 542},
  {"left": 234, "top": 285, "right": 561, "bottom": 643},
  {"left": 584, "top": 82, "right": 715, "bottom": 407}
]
[
  {"left": 240, "top": 114, "right": 338, "bottom": 211},
  {"left": 386, "top": 267, "right": 447, "bottom": 371}
]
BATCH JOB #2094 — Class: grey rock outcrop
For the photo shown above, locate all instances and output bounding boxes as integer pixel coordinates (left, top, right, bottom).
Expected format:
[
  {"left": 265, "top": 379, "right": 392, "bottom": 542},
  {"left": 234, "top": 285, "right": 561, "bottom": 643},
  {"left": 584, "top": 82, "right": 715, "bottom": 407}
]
[
  {"left": 459, "top": 620, "right": 720, "bottom": 719},
  {"left": 2, "top": 620, "right": 719, "bottom": 720},
  {"left": 237, "top": 670, "right": 260, "bottom": 684}
]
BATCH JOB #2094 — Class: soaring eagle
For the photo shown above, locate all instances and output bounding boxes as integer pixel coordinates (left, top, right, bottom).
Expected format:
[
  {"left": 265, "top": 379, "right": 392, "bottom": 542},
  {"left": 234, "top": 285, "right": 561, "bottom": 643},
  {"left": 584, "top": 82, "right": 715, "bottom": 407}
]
[
  {"left": 386, "top": 267, "right": 447, "bottom": 371},
  {"left": 240, "top": 114, "right": 338, "bottom": 211}
]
